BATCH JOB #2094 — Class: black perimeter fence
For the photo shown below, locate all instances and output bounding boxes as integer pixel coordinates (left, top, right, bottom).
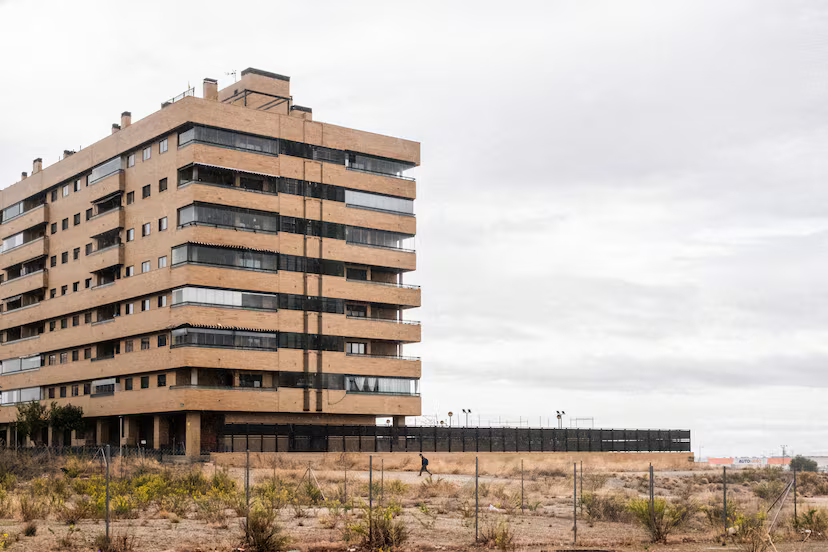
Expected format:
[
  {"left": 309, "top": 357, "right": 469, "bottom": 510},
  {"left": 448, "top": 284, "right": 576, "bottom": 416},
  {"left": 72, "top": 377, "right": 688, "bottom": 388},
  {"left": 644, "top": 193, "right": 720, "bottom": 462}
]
[{"left": 217, "top": 424, "right": 691, "bottom": 454}]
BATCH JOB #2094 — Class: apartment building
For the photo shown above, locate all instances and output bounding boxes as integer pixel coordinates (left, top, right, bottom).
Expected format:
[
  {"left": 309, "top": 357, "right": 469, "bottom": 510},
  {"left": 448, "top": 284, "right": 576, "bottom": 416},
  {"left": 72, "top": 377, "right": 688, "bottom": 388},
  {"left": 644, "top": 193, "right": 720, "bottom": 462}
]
[{"left": 0, "top": 68, "right": 421, "bottom": 456}]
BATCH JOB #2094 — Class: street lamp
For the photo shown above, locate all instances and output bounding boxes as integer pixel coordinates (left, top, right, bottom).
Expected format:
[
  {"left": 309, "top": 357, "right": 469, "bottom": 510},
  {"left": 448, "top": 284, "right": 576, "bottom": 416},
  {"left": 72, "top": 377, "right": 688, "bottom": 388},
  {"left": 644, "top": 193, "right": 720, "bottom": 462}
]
[
  {"left": 448, "top": 412, "right": 454, "bottom": 428},
  {"left": 462, "top": 409, "right": 472, "bottom": 427},
  {"left": 556, "top": 411, "right": 566, "bottom": 429}
]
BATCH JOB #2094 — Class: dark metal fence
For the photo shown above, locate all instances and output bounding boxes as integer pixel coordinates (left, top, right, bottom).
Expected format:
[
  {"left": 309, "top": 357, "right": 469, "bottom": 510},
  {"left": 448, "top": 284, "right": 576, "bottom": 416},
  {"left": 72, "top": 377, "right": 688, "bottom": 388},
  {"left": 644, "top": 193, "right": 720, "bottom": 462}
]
[{"left": 215, "top": 424, "right": 691, "bottom": 454}]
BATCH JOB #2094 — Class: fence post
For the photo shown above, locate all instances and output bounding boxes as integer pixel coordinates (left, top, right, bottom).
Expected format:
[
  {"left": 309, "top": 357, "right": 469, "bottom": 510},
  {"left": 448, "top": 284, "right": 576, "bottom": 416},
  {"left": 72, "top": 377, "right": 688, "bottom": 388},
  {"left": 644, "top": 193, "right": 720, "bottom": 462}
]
[
  {"left": 793, "top": 467, "right": 797, "bottom": 527},
  {"left": 475, "top": 456, "right": 479, "bottom": 542},
  {"left": 105, "top": 444, "right": 111, "bottom": 543},
  {"left": 723, "top": 466, "right": 727, "bottom": 542},
  {"left": 381, "top": 458, "right": 384, "bottom": 507},
  {"left": 573, "top": 462, "right": 577, "bottom": 545},
  {"left": 580, "top": 460, "right": 583, "bottom": 512},
  {"left": 649, "top": 463, "right": 655, "bottom": 528},
  {"left": 344, "top": 465, "right": 347, "bottom": 504},
  {"left": 475, "top": 427, "right": 479, "bottom": 453},
  {"left": 245, "top": 448, "right": 250, "bottom": 538},
  {"left": 369, "top": 455, "right": 373, "bottom": 545},
  {"left": 521, "top": 459, "right": 524, "bottom": 514}
]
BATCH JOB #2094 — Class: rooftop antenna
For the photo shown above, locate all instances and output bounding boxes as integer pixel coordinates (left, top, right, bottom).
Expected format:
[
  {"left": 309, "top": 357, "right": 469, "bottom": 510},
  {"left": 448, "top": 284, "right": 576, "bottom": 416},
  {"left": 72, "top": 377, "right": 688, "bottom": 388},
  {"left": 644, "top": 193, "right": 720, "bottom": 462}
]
[{"left": 226, "top": 70, "right": 238, "bottom": 83}]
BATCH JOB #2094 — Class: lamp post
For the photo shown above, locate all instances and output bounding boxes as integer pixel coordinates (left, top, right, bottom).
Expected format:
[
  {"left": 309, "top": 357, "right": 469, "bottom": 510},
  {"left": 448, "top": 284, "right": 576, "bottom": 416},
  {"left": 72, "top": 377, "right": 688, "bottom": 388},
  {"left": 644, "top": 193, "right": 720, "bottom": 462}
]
[
  {"left": 556, "top": 411, "right": 566, "bottom": 429},
  {"left": 448, "top": 412, "right": 454, "bottom": 428},
  {"left": 462, "top": 409, "right": 472, "bottom": 427}
]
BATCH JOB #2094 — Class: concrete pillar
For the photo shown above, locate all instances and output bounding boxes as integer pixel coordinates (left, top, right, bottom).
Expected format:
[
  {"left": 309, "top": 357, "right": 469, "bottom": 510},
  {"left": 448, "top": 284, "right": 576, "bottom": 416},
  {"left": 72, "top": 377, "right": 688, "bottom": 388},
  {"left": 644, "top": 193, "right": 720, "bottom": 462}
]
[
  {"left": 393, "top": 416, "right": 406, "bottom": 427},
  {"left": 191, "top": 367, "right": 198, "bottom": 386},
  {"left": 25, "top": 435, "right": 32, "bottom": 448},
  {"left": 153, "top": 416, "right": 170, "bottom": 450},
  {"left": 121, "top": 416, "right": 137, "bottom": 447},
  {"left": 70, "top": 430, "right": 77, "bottom": 447},
  {"left": 185, "top": 412, "right": 201, "bottom": 458},
  {"left": 47, "top": 425, "right": 53, "bottom": 447},
  {"left": 3, "top": 427, "right": 9, "bottom": 448},
  {"left": 96, "top": 419, "right": 105, "bottom": 445}
]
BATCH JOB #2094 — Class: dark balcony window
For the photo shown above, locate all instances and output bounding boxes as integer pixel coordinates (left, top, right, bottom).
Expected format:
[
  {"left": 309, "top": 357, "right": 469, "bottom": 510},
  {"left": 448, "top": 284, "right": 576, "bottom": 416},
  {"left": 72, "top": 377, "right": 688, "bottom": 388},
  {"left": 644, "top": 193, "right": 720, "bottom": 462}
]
[
  {"left": 124, "top": 378, "right": 133, "bottom": 390},
  {"left": 239, "top": 374, "right": 262, "bottom": 388},
  {"left": 178, "top": 203, "right": 279, "bottom": 233},
  {"left": 157, "top": 374, "right": 166, "bottom": 387},
  {"left": 141, "top": 376, "right": 149, "bottom": 389},
  {"left": 171, "top": 243, "right": 279, "bottom": 272}
]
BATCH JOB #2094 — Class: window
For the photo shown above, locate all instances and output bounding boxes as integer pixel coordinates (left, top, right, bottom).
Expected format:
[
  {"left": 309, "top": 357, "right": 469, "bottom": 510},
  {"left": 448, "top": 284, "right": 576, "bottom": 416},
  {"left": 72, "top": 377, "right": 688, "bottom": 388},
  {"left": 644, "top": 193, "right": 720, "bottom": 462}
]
[
  {"left": 50, "top": 256, "right": 56, "bottom": 267},
  {"left": 60, "top": 386, "right": 66, "bottom": 398},
  {"left": 61, "top": 251, "right": 68, "bottom": 264},
  {"left": 125, "top": 266, "right": 134, "bottom": 277},
  {"left": 73, "top": 247, "right": 80, "bottom": 260},
  {"left": 83, "top": 383, "right": 90, "bottom": 395},
  {"left": 125, "top": 303, "right": 134, "bottom": 315},
  {"left": 126, "top": 228, "right": 134, "bottom": 242},
  {"left": 84, "top": 312, "right": 92, "bottom": 323},
  {"left": 127, "top": 154, "right": 135, "bottom": 167},
  {"left": 127, "top": 191, "right": 134, "bottom": 205},
  {"left": 240, "top": 373, "right": 263, "bottom": 388},
  {"left": 86, "top": 208, "right": 93, "bottom": 220},
  {"left": 62, "top": 185, "right": 69, "bottom": 197},
  {"left": 159, "top": 177, "right": 168, "bottom": 191},
  {"left": 85, "top": 278, "right": 91, "bottom": 289},
  {"left": 60, "top": 318, "right": 67, "bottom": 329},
  {"left": 157, "top": 374, "right": 167, "bottom": 387},
  {"left": 85, "top": 243, "right": 92, "bottom": 255},
  {"left": 74, "top": 179, "right": 81, "bottom": 192},
  {"left": 141, "top": 261, "right": 150, "bottom": 273},
  {"left": 124, "top": 378, "right": 133, "bottom": 390},
  {"left": 125, "top": 340, "right": 133, "bottom": 352},
  {"left": 72, "top": 350, "right": 78, "bottom": 361},
  {"left": 346, "top": 304, "right": 367, "bottom": 318},
  {"left": 141, "top": 299, "right": 150, "bottom": 312},
  {"left": 60, "top": 352, "right": 67, "bottom": 364},
  {"left": 74, "top": 213, "right": 80, "bottom": 226},
  {"left": 179, "top": 203, "right": 280, "bottom": 233},
  {"left": 140, "top": 376, "right": 149, "bottom": 388},
  {"left": 158, "top": 334, "right": 167, "bottom": 347},
  {"left": 48, "top": 354, "right": 56, "bottom": 365},
  {"left": 62, "top": 218, "right": 68, "bottom": 230},
  {"left": 50, "top": 223, "right": 57, "bottom": 235},
  {"left": 72, "top": 315, "right": 79, "bottom": 326},
  {"left": 158, "top": 256, "right": 167, "bottom": 268},
  {"left": 158, "top": 217, "right": 167, "bottom": 231},
  {"left": 84, "top": 348, "right": 91, "bottom": 359},
  {"left": 72, "top": 282, "right": 78, "bottom": 293},
  {"left": 142, "top": 184, "right": 150, "bottom": 198},
  {"left": 51, "top": 189, "right": 58, "bottom": 202},
  {"left": 142, "top": 223, "right": 151, "bottom": 236},
  {"left": 346, "top": 342, "right": 366, "bottom": 355},
  {"left": 50, "top": 289, "right": 56, "bottom": 299},
  {"left": 142, "top": 147, "right": 151, "bottom": 161},
  {"left": 157, "top": 295, "right": 167, "bottom": 307},
  {"left": 48, "top": 388, "right": 55, "bottom": 399},
  {"left": 160, "top": 139, "right": 168, "bottom": 154},
  {"left": 49, "top": 321, "right": 56, "bottom": 332},
  {"left": 72, "top": 385, "right": 78, "bottom": 397},
  {"left": 61, "top": 285, "right": 67, "bottom": 296}
]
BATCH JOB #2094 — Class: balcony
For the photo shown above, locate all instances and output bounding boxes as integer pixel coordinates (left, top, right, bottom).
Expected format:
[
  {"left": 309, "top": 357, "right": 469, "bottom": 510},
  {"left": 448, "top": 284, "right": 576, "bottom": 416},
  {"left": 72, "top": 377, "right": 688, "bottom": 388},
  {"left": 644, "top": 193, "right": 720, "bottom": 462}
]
[
  {"left": 87, "top": 207, "right": 124, "bottom": 239},
  {"left": 87, "top": 244, "right": 123, "bottom": 273},
  {"left": 1, "top": 236, "right": 47, "bottom": 270},
  {"left": 88, "top": 168, "right": 125, "bottom": 202},
  {"left": 0, "top": 270, "right": 47, "bottom": 300},
  {"left": 337, "top": 316, "right": 421, "bottom": 342},
  {"left": 1, "top": 203, "right": 48, "bottom": 238},
  {"left": 341, "top": 352, "right": 421, "bottom": 378},
  {"left": 324, "top": 277, "right": 420, "bottom": 307}
]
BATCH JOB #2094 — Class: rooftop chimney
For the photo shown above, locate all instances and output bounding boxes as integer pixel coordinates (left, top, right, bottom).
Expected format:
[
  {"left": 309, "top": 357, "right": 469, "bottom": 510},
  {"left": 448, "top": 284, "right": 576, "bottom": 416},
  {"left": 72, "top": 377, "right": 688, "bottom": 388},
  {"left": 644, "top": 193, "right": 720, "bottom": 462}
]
[
  {"left": 160, "top": 102, "right": 171, "bottom": 109},
  {"left": 33, "top": 158, "right": 42, "bottom": 174},
  {"left": 111, "top": 123, "right": 121, "bottom": 134},
  {"left": 21, "top": 172, "right": 27, "bottom": 180},
  {"left": 63, "top": 150, "right": 75, "bottom": 158},
  {"left": 203, "top": 78, "right": 218, "bottom": 101},
  {"left": 121, "top": 111, "right": 131, "bottom": 128}
]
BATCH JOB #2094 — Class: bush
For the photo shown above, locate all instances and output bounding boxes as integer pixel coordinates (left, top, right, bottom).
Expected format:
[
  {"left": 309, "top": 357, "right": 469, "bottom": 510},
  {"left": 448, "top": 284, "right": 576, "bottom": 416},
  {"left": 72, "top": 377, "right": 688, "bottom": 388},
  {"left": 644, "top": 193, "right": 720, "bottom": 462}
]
[
  {"left": 480, "top": 520, "right": 515, "bottom": 550},
  {"left": 19, "top": 496, "right": 47, "bottom": 521},
  {"left": 241, "top": 507, "right": 291, "bottom": 552},
  {"left": 798, "top": 508, "right": 828, "bottom": 539},
  {"left": 703, "top": 497, "right": 738, "bottom": 530},
  {"left": 627, "top": 497, "right": 693, "bottom": 543},
  {"left": 753, "top": 481, "right": 786, "bottom": 501},
  {"left": 581, "top": 492, "right": 631, "bottom": 524},
  {"left": 791, "top": 456, "right": 818, "bottom": 473},
  {"left": 94, "top": 532, "right": 136, "bottom": 552},
  {"left": 22, "top": 522, "right": 36, "bottom": 537},
  {"left": 344, "top": 504, "right": 408, "bottom": 550},
  {"left": 729, "top": 511, "right": 769, "bottom": 552},
  {"left": 797, "top": 472, "right": 828, "bottom": 495}
]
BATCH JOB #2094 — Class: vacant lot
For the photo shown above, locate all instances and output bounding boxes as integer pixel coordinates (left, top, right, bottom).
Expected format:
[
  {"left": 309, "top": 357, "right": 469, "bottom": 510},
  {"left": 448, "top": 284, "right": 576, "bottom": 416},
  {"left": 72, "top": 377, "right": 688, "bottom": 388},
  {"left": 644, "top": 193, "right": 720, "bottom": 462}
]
[{"left": 0, "top": 450, "right": 821, "bottom": 551}]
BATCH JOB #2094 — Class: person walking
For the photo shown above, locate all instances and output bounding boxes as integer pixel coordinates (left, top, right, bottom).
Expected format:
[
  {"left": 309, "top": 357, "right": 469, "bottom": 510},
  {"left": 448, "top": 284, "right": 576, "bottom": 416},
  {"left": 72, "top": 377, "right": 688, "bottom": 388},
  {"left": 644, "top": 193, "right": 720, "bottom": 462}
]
[{"left": 419, "top": 453, "right": 432, "bottom": 477}]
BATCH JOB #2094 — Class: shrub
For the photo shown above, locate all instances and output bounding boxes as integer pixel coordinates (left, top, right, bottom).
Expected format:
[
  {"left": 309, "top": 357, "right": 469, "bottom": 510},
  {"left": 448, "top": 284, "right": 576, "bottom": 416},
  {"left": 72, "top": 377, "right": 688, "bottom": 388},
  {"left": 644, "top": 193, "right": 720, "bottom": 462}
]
[
  {"left": 581, "top": 492, "right": 631, "bottom": 523},
  {"left": 797, "top": 472, "right": 828, "bottom": 496},
  {"left": 94, "top": 532, "right": 136, "bottom": 552},
  {"left": 729, "top": 511, "right": 769, "bottom": 552},
  {"left": 753, "top": 481, "right": 786, "bottom": 501},
  {"left": 19, "top": 496, "right": 47, "bottom": 521},
  {"left": 627, "top": 497, "right": 693, "bottom": 543},
  {"left": 480, "top": 520, "right": 515, "bottom": 551},
  {"left": 22, "top": 522, "right": 36, "bottom": 537},
  {"left": 703, "top": 497, "right": 738, "bottom": 530},
  {"left": 798, "top": 508, "right": 828, "bottom": 539},
  {"left": 241, "top": 507, "right": 291, "bottom": 552},
  {"left": 344, "top": 504, "right": 408, "bottom": 550},
  {"left": 791, "top": 456, "right": 818, "bottom": 473}
]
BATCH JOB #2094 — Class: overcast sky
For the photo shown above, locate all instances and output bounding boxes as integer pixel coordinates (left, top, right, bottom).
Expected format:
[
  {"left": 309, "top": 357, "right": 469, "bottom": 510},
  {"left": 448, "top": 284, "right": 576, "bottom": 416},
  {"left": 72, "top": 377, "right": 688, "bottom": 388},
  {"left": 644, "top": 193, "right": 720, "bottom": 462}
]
[{"left": 1, "top": 0, "right": 827, "bottom": 457}]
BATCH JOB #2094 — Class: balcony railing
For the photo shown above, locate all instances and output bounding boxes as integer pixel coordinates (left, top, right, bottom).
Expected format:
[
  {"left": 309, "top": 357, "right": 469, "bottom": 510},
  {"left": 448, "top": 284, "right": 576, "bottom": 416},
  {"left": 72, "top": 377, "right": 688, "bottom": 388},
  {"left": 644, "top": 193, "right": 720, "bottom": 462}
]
[
  {"left": 346, "top": 316, "right": 420, "bottom": 325},
  {"left": 345, "top": 166, "right": 416, "bottom": 182},
  {"left": 345, "top": 278, "right": 419, "bottom": 289},
  {"left": 345, "top": 352, "right": 421, "bottom": 361},
  {"left": 3, "top": 268, "right": 46, "bottom": 284},
  {"left": 170, "top": 385, "right": 278, "bottom": 392}
]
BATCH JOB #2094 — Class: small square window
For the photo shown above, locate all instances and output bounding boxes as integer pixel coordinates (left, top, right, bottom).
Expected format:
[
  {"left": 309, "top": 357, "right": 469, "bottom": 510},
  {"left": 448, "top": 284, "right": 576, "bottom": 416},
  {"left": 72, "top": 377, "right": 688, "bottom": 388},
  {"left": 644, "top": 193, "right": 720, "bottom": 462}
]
[
  {"left": 141, "top": 375, "right": 149, "bottom": 388},
  {"left": 48, "top": 388, "right": 55, "bottom": 399},
  {"left": 74, "top": 213, "right": 80, "bottom": 226},
  {"left": 72, "top": 350, "right": 79, "bottom": 361},
  {"left": 85, "top": 243, "right": 92, "bottom": 255},
  {"left": 124, "top": 378, "right": 133, "bottom": 390},
  {"left": 143, "top": 147, "right": 151, "bottom": 161},
  {"left": 50, "top": 289, "right": 56, "bottom": 299},
  {"left": 50, "top": 256, "right": 56, "bottom": 267},
  {"left": 142, "top": 223, "right": 151, "bottom": 236},
  {"left": 62, "top": 185, "right": 69, "bottom": 197},
  {"left": 141, "top": 261, "right": 150, "bottom": 273},
  {"left": 127, "top": 228, "right": 134, "bottom": 242},
  {"left": 84, "top": 348, "right": 91, "bottom": 359},
  {"left": 72, "top": 315, "right": 79, "bottom": 326},
  {"left": 159, "top": 177, "right": 168, "bottom": 191},
  {"left": 83, "top": 383, "right": 91, "bottom": 395},
  {"left": 86, "top": 208, "right": 93, "bottom": 220},
  {"left": 160, "top": 139, "right": 168, "bottom": 154},
  {"left": 158, "top": 256, "right": 167, "bottom": 269},
  {"left": 72, "top": 282, "right": 78, "bottom": 292},
  {"left": 142, "top": 184, "right": 151, "bottom": 198},
  {"left": 159, "top": 217, "right": 167, "bottom": 231},
  {"left": 127, "top": 154, "right": 135, "bottom": 167},
  {"left": 157, "top": 295, "right": 167, "bottom": 307},
  {"left": 125, "top": 266, "right": 134, "bottom": 277},
  {"left": 61, "top": 285, "right": 67, "bottom": 296},
  {"left": 49, "top": 321, "right": 56, "bottom": 331},
  {"left": 157, "top": 374, "right": 167, "bottom": 387},
  {"left": 73, "top": 247, "right": 80, "bottom": 260},
  {"left": 141, "top": 299, "right": 150, "bottom": 311},
  {"left": 125, "top": 340, "right": 133, "bottom": 352},
  {"left": 71, "top": 385, "right": 78, "bottom": 397},
  {"left": 141, "top": 337, "right": 150, "bottom": 350},
  {"left": 60, "top": 386, "right": 67, "bottom": 398},
  {"left": 60, "top": 318, "right": 67, "bottom": 329},
  {"left": 51, "top": 189, "right": 58, "bottom": 202},
  {"left": 125, "top": 303, "right": 134, "bottom": 315},
  {"left": 85, "top": 278, "right": 91, "bottom": 289},
  {"left": 158, "top": 334, "right": 167, "bottom": 347},
  {"left": 61, "top": 251, "right": 68, "bottom": 264},
  {"left": 74, "top": 179, "right": 81, "bottom": 192},
  {"left": 62, "top": 218, "right": 68, "bottom": 230},
  {"left": 84, "top": 312, "right": 91, "bottom": 323},
  {"left": 50, "top": 223, "right": 57, "bottom": 234},
  {"left": 127, "top": 191, "right": 134, "bottom": 205}
]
